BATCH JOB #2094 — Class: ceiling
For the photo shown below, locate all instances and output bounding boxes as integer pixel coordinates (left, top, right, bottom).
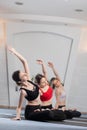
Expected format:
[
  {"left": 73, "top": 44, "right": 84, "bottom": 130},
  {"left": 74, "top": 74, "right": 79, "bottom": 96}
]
[{"left": 0, "top": 0, "right": 87, "bottom": 23}]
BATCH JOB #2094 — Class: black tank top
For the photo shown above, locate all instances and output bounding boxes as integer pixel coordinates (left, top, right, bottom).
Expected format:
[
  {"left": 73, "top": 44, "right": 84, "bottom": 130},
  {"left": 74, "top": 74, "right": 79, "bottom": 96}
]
[{"left": 20, "top": 80, "right": 39, "bottom": 101}]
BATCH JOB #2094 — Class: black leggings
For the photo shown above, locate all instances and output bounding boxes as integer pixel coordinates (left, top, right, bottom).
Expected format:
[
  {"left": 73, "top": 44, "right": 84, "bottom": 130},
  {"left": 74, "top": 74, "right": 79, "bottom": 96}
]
[
  {"left": 58, "top": 105, "right": 81, "bottom": 119},
  {"left": 25, "top": 105, "right": 66, "bottom": 121},
  {"left": 41, "top": 104, "right": 66, "bottom": 121},
  {"left": 64, "top": 110, "right": 81, "bottom": 119},
  {"left": 41, "top": 104, "right": 53, "bottom": 109}
]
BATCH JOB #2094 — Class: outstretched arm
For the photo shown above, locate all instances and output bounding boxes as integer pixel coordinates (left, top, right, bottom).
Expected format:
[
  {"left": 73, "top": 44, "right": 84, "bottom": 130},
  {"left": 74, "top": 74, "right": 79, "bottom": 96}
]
[
  {"left": 12, "top": 90, "right": 25, "bottom": 120},
  {"left": 36, "top": 59, "right": 47, "bottom": 80},
  {"left": 8, "top": 46, "right": 30, "bottom": 80},
  {"left": 48, "top": 62, "right": 61, "bottom": 82}
]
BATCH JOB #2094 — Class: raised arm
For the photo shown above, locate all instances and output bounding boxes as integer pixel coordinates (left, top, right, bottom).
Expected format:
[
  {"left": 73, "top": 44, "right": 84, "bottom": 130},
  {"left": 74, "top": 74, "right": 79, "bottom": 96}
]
[
  {"left": 36, "top": 59, "right": 47, "bottom": 80},
  {"left": 8, "top": 46, "right": 30, "bottom": 80},
  {"left": 48, "top": 62, "right": 61, "bottom": 82}
]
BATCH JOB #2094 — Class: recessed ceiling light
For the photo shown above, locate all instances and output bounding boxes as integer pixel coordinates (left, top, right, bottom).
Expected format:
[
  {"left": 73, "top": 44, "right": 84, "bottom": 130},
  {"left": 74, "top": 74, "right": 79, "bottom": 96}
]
[
  {"left": 75, "top": 9, "right": 84, "bottom": 12},
  {"left": 15, "top": 1, "right": 23, "bottom": 5}
]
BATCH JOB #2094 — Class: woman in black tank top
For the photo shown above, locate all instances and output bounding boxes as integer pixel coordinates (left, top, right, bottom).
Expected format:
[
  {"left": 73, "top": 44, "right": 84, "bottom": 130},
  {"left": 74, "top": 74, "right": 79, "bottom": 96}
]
[{"left": 8, "top": 46, "right": 42, "bottom": 120}]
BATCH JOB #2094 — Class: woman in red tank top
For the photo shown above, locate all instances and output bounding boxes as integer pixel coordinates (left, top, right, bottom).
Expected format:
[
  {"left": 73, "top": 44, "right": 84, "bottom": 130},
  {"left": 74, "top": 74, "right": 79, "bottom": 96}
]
[
  {"left": 35, "top": 73, "right": 53, "bottom": 110},
  {"left": 35, "top": 60, "right": 53, "bottom": 110}
]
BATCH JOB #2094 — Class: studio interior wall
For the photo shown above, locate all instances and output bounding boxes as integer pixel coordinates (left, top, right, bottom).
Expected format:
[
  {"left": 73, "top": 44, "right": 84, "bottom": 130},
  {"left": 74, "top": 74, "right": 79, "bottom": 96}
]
[
  {"left": 67, "top": 28, "right": 87, "bottom": 112},
  {"left": 1, "top": 21, "right": 86, "bottom": 113}
]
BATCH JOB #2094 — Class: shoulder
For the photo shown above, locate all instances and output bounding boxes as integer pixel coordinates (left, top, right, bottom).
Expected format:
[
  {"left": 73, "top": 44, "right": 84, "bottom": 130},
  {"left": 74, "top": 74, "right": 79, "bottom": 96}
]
[{"left": 20, "top": 87, "right": 27, "bottom": 96}]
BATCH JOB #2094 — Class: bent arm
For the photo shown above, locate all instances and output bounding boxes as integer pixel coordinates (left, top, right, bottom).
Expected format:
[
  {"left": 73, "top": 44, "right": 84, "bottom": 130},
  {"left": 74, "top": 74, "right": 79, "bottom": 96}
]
[
  {"left": 36, "top": 59, "right": 47, "bottom": 80},
  {"left": 48, "top": 62, "right": 61, "bottom": 82},
  {"left": 13, "top": 91, "right": 25, "bottom": 120}
]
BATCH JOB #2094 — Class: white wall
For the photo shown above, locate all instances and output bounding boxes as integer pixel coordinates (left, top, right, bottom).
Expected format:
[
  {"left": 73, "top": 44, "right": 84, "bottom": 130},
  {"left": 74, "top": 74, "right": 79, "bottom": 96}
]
[
  {"left": 1, "top": 21, "right": 87, "bottom": 112},
  {"left": 0, "top": 44, "right": 9, "bottom": 106},
  {"left": 67, "top": 28, "right": 87, "bottom": 112},
  {"left": 5, "top": 22, "right": 81, "bottom": 108}
]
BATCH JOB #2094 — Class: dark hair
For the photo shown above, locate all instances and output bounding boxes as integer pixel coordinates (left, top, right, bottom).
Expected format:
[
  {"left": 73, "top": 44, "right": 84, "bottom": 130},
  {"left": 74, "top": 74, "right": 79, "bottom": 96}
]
[
  {"left": 50, "top": 77, "right": 64, "bottom": 89},
  {"left": 35, "top": 74, "right": 45, "bottom": 84},
  {"left": 50, "top": 77, "right": 56, "bottom": 89},
  {"left": 12, "top": 70, "right": 21, "bottom": 85}
]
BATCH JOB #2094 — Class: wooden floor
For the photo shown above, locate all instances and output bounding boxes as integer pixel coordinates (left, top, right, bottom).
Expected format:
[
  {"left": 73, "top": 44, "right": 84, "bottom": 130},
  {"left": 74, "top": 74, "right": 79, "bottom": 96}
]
[{"left": 0, "top": 108, "right": 87, "bottom": 130}]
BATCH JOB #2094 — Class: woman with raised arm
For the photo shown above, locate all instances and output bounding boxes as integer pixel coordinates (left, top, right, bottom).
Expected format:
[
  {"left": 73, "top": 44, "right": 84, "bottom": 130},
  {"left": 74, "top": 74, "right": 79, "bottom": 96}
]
[
  {"left": 8, "top": 47, "right": 42, "bottom": 121},
  {"left": 48, "top": 62, "right": 81, "bottom": 119},
  {"left": 36, "top": 59, "right": 53, "bottom": 110},
  {"left": 48, "top": 62, "right": 66, "bottom": 110},
  {"left": 35, "top": 59, "right": 66, "bottom": 121},
  {"left": 8, "top": 47, "right": 62, "bottom": 122}
]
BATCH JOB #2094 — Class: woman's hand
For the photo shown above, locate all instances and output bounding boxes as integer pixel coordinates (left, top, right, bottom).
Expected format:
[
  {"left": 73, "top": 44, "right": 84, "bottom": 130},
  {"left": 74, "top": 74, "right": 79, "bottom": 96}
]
[
  {"left": 12, "top": 107, "right": 21, "bottom": 120},
  {"left": 34, "top": 109, "right": 40, "bottom": 112},
  {"left": 62, "top": 107, "right": 66, "bottom": 111},
  {"left": 11, "top": 116, "right": 21, "bottom": 120},
  {"left": 7, "top": 46, "right": 16, "bottom": 54},
  {"left": 48, "top": 62, "right": 54, "bottom": 68},
  {"left": 36, "top": 59, "right": 43, "bottom": 65}
]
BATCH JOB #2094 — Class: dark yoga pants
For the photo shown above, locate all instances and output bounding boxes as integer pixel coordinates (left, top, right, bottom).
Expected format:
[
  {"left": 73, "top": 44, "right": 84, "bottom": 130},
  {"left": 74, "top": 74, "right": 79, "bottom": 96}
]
[{"left": 25, "top": 105, "right": 66, "bottom": 121}]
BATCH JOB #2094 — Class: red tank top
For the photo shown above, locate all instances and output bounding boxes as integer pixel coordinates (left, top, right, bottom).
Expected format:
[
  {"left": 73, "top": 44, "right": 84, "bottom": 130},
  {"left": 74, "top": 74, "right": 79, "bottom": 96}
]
[{"left": 40, "top": 86, "right": 53, "bottom": 101}]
